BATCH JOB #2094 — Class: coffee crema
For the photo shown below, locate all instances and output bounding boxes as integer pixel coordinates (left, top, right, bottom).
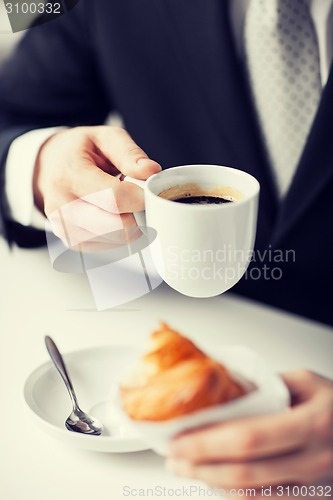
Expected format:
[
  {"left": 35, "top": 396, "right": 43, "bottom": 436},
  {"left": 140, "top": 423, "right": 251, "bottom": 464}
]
[{"left": 158, "top": 182, "right": 244, "bottom": 205}]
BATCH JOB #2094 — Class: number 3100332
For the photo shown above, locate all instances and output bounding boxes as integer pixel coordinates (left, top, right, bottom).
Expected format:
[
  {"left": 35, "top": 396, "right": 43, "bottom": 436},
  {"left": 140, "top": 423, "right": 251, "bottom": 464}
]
[
  {"left": 276, "top": 485, "right": 332, "bottom": 497},
  {"left": 5, "top": 3, "right": 62, "bottom": 15}
]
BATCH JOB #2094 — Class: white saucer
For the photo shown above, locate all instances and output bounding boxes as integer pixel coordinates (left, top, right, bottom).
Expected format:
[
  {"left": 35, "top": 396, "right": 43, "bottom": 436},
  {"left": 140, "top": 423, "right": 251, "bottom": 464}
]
[{"left": 23, "top": 345, "right": 149, "bottom": 453}]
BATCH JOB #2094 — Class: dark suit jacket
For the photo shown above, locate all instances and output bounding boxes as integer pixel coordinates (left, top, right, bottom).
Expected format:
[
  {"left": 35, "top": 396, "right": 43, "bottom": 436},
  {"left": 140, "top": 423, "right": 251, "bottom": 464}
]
[{"left": 0, "top": 0, "right": 332, "bottom": 325}]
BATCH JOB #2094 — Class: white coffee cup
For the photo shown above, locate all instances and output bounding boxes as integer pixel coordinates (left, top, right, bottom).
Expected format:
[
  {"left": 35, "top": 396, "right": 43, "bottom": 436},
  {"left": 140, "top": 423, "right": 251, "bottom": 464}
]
[{"left": 126, "top": 164, "right": 260, "bottom": 298}]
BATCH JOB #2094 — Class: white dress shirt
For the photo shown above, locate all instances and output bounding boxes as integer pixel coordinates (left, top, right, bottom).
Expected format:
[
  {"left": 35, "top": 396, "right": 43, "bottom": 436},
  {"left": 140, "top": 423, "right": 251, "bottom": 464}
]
[{"left": 4, "top": 0, "right": 333, "bottom": 229}]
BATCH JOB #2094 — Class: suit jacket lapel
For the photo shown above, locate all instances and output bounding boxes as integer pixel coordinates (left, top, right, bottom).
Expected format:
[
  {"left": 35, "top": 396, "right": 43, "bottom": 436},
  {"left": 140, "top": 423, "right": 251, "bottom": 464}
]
[{"left": 154, "top": 0, "right": 279, "bottom": 237}]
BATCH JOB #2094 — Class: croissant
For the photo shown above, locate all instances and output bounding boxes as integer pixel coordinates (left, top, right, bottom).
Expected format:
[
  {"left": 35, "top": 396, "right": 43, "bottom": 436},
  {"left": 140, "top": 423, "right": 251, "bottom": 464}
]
[{"left": 120, "top": 322, "right": 245, "bottom": 421}]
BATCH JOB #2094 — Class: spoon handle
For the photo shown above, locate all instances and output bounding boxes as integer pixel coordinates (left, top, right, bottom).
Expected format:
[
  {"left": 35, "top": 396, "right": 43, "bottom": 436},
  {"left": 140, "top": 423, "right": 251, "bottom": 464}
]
[{"left": 45, "top": 336, "right": 80, "bottom": 410}]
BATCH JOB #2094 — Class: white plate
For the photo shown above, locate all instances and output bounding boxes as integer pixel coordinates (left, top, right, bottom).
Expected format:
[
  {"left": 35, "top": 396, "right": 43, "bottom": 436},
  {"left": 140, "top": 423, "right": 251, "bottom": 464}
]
[{"left": 23, "top": 345, "right": 149, "bottom": 453}]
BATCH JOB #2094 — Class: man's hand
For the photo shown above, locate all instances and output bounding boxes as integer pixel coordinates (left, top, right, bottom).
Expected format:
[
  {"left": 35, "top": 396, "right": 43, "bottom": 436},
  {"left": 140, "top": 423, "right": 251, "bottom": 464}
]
[
  {"left": 166, "top": 370, "right": 333, "bottom": 490},
  {"left": 33, "top": 126, "right": 161, "bottom": 249}
]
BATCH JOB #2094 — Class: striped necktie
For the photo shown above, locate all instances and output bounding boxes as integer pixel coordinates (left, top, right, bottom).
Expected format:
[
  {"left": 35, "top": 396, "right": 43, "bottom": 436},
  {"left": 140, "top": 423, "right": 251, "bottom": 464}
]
[{"left": 244, "top": 0, "right": 322, "bottom": 195}]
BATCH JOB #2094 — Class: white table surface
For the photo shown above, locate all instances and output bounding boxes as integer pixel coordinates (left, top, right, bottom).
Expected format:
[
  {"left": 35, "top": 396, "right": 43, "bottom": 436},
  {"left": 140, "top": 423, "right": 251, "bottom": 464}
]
[{"left": 1, "top": 238, "right": 332, "bottom": 500}]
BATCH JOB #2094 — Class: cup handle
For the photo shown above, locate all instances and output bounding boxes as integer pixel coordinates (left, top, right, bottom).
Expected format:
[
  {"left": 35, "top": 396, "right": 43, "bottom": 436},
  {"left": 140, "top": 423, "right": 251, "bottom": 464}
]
[{"left": 123, "top": 176, "right": 147, "bottom": 228}]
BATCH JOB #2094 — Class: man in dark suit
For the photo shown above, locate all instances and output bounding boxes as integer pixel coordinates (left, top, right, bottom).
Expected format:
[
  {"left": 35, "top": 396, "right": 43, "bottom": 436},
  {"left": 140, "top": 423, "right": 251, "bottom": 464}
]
[{"left": 0, "top": 1, "right": 332, "bottom": 488}]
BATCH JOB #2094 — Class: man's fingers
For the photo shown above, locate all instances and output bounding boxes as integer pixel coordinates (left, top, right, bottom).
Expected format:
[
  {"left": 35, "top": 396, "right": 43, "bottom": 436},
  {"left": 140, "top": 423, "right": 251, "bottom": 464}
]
[
  {"left": 70, "top": 199, "right": 124, "bottom": 233},
  {"left": 166, "top": 446, "right": 331, "bottom": 489},
  {"left": 48, "top": 198, "right": 141, "bottom": 248},
  {"left": 167, "top": 371, "right": 333, "bottom": 489},
  {"left": 48, "top": 211, "right": 97, "bottom": 248},
  {"left": 169, "top": 407, "right": 311, "bottom": 462},
  {"left": 92, "top": 126, "right": 162, "bottom": 179},
  {"left": 281, "top": 370, "right": 331, "bottom": 401},
  {"left": 169, "top": 370, "right": 332, "bottom": 463},
  {"left": 66, "top": 165, "right": 146, "bottom": 213},
  {"left": 42, "top": 127, "right": 161, "bottom": 216}
]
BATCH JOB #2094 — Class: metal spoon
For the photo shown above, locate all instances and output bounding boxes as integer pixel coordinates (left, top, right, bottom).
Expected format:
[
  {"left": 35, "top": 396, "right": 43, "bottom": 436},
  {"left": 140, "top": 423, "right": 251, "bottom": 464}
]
[{"left": 45, "top": 336, "right": 103, "bottom": 436}]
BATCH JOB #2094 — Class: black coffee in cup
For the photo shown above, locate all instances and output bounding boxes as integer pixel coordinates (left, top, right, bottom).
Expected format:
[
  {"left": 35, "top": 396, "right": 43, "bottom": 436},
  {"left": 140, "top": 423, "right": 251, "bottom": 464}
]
[
  {"left": 173, "top": 195, "right": 233, "bottom": 205},
  {"left": 159, "top": 182, "right": 243, "bottom": 205}
]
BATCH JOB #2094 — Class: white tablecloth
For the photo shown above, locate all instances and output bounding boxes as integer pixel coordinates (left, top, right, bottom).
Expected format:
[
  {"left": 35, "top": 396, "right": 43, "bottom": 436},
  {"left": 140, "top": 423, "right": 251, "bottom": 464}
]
[{"left": 1, "top": 239, "right": 332, "bottom": 500}]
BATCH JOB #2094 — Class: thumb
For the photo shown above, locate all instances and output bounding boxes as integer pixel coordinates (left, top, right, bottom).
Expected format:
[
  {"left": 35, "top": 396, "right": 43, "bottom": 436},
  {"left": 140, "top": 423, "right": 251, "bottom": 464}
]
[
  {"left": 92, "top": 126, "right": 162, "bottom": 179},
  {"left": 281, "top": 370, "right": 320, "bottom": 405}
]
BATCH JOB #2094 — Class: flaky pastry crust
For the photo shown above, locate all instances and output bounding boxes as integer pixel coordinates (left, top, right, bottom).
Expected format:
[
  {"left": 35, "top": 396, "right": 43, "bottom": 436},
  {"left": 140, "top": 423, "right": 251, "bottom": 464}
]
[{"left": 120, "top": 323, "right": 245, "bottom": 421}]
